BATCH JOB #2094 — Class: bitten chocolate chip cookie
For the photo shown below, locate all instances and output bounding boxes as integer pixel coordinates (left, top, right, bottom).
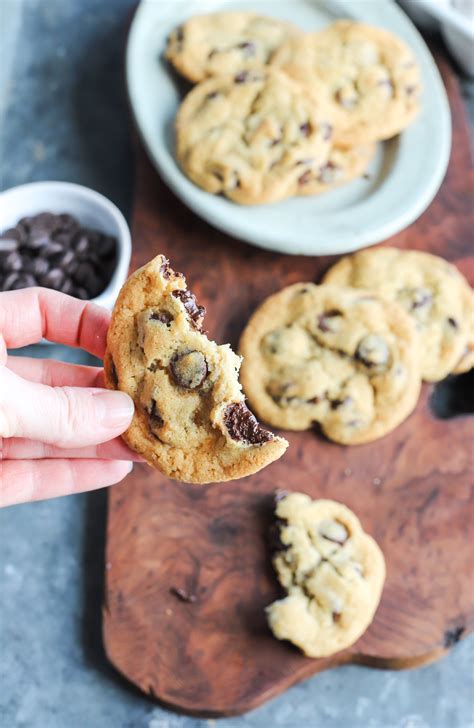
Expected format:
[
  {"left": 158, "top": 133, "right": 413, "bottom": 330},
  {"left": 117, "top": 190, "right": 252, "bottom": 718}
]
[
  {"left": 266, "top": 492, "right": 385, "bottom": 658},
  {"left": 323, "top": 248, "right": 474, "bottom": 381},
  {"left": 176, "top": 68, "right": 334, "bottom": 205},
  {"left": 166, "top": 11, "right": 301, "bottom": 84},
  {"left": 104, "top": 255, "right": 287, "bottom": 483},
  {"left": 296, "top": 143, "right": 376, "bottom": 196},
  {"left": 271, "top": 20, "right": 421, "bottom": 146},
  {"left": 239, "top": 283, "right": 421, "bottom": 444}
]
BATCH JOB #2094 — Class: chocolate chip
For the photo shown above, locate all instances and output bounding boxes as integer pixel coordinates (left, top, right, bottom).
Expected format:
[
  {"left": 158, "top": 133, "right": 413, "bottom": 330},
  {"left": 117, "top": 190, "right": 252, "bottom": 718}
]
[
  {"left": 74, "top": 235, "right": 90, "bottom": 256},
  {"left": 411, "top": 289, "right": 432, "bottom": 310},
  {"left": 40, "top": 241, "right": 64, "bottom": 258},
  {"left": 356, "top": 334, "right": 390, "bottom": 372},
  {"left": 4, "top": 250, "right": 22, "bottom": 271},
  {"left": 332, "top": 611, "right": 341, "bottom": 623},
  {"left": 234, "top": 70, "right": 249, "bottom": 83},
  {"left": 405, "top": 85, "right": 417, "bottom": 96},
  {"left": 147, "top": 399, "right": 164, "bottom": 429},
  {"left": 75, "top": 287, "right": 89, "bottom": 300},
  {"left": 32, "top": 257, "right": 49, "bottom": 277},
  {"left": 8, "top": 273, "right": 36, "bottom": 290},
  {"left": 206, "top": 91, "right": 220, "bottom": 100},
  {"left": 330, "top": 396, "right": 352, "bottom": 410},
  {"left": 172, "top": 289, "right": 206, "bottom": 330},
  {"left": 175, "top": 26, "right": 184, "bottom": 43},
  {"left": 74, "top": 262, "right": 95, "bottom": 286},
  {"left": 237, "top": 41, "right": 256, "bottom": 56},
  {"left": 40, "top": 268, "right": 64, "bottom": 290},
  {"left": 60, "top": 278, "right": 75, "bottom": 295},
  {"left": 317, "top": 309, "right": 342, "bottom": 333},
  {"left": 109, "top": 358, "right": 118, "bottom": 387},
  {"left": 447, "top": 317, "right": 459, "bottom": 330},
  {"left": 298, "top": 170, "right": 312, "bottom": 185},
  {"left": 299, "top": 122, "right": 312, "bottom": 137},
  {"left": 2, "top": 272, "right": 20, "bottom": 290},
  {"left": 223, "top": 402, "right": 273, "bottom": 445},
  {"left": 443, "top": 625, "right": 465, "bottom": 648},
  {"left": 169, "top": 350, "right": 208, "bottom": 389},
  {"left": 149, "top": 311, "right": 173, "bottom": 325}
]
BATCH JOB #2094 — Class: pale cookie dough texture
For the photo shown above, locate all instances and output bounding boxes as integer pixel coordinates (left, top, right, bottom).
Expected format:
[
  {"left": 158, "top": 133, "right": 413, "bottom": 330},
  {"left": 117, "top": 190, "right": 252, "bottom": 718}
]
[
  {"left": 266, "top": 492, "right": 386, "bottom": 658},
  {"left": 239, "top": 283, "right": 421, "bottom": 444},
  {"left": 175, "top": 68, "right": 334, "bottom": 205},
  {"left": 165, "top": 11, "right": 301, "bottom": 83},
  {"left": 271, "top": 20, "right": 422, "bottom": 146},
  {"left": 297, "top": 143, "right": 376, "bottom": 196},
  {"left": 104, "top": 255, "right": 288, "bottom": 483},
  {"left": 323, "top": 247, "right": 474, "bottom": 381}
]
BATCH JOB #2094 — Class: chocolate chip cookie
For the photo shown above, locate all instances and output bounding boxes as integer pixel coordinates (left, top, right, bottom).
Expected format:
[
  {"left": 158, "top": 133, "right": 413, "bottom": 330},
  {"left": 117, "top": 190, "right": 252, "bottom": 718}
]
[
  {"left": 266, "top": 492, "right": 385, "bottom": 658},
  {"left": 239, "top": 283, "right": 421, "bottom": 444},
  {"left": 176, "top": 68, "right": 334, "bottom": 205},
  {"left": 323, "top": 248, "right": 473, "bottom": 381},
  {"left": 165, "top": 11, "right": 301, "bottom": 84},
  {"left": 271, "top": 20, "right": 421, "bottom": 146},
  {"left": 104, "top": 255, "right": 288, "bottom": 483},
  {"left": 296, "top": 143, "right": 376, "bottom": 196}
]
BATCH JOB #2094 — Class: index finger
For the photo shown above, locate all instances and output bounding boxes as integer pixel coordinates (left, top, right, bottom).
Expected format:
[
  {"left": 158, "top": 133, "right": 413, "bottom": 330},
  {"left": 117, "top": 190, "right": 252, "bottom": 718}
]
[{"left": 0, "top": 288, "right": 111, "bottom": 358}]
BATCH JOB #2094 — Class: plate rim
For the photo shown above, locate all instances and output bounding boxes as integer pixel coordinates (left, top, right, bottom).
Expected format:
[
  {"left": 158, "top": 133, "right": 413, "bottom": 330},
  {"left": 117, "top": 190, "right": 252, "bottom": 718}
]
[{"left": 125, "top": 0, "right": 452, "bottom": 256}]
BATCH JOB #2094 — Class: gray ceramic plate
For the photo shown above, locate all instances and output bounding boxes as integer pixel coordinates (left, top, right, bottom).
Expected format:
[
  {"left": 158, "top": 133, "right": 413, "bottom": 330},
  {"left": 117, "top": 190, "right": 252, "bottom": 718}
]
[{"left": 126, "top": 0, "right": 451, "bottom": 256}]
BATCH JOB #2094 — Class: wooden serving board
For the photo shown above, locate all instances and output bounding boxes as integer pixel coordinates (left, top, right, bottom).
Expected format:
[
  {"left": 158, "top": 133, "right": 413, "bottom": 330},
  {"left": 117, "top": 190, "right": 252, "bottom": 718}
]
[{"left": 103, "top": 50, "right": 474, "bottom": 716}]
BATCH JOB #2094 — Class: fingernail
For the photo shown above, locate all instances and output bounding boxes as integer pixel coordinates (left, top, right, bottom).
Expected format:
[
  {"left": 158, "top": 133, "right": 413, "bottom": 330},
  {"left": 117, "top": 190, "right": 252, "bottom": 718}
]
[{"left": 93, "top": 390, "right": 135, "bottom": 429}]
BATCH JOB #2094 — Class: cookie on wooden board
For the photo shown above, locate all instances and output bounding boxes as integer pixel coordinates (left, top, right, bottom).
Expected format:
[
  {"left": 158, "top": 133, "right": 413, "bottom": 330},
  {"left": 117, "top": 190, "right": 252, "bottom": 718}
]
[{"left": 266, "top": 492, "right": 386, "bottom": 658}]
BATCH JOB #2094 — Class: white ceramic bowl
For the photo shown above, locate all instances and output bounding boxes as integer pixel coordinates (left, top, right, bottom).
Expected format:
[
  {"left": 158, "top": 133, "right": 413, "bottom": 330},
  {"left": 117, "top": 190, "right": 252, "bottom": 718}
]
[{"left": 0, "top": 181, "right": 131, "bottom": 311}]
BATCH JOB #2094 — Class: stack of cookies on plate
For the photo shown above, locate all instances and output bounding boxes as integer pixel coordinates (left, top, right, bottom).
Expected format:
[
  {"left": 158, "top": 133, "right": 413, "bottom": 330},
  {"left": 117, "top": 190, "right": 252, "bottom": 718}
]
[
  {"left": 165, "top": 12, "right": 422, "bottom": 205},
  {"left": 240, "top": 248, "right": 474, "bottom": 445}
]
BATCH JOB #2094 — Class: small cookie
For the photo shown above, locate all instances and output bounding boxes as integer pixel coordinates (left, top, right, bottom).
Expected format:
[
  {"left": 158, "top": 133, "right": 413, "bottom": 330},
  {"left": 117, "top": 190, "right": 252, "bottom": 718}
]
[
  {"left": 104, "top": 255, "right": 288, "bottom": 484},
  {"left": 176, "top": 68, "right": 333, "bottom": 205},
  {"left": 297, "top": 143, "right": 376, "bottom": 196},
  {"left": 239, "top": 283, "right": 421, "bottom": 444},
  {"left": 266, "top": 492, "right": 385, "bottom": 658},
  {"left": 165, "top": 11, "right": 301, "bottom": 84},
  {"left": 271, "top": 20, "right": 421, "bottom": 146},
  {"left": 323, "top": 248, "right": 473, "bottom": 381}
]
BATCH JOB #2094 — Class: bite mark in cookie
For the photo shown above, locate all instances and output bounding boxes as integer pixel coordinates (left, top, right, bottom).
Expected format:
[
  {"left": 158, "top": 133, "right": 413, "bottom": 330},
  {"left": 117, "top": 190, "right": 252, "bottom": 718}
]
[{"left": 104, "top": 254, "right": 287, "bottom": 483}]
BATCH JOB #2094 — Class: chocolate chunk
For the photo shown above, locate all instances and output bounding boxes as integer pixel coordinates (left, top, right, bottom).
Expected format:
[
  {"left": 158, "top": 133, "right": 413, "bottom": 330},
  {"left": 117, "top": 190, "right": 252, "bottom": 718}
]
[
  {"left": 356, "top": 334, "right": 390, "bottom": 372},
  {"left": 332, "top": 611, "right": 341, "bottom": 623},
  {"left": 299, "top": 122, "right": 312, "bottom": 137},
  {"left": 32, "top": 257, "right": 49, "bottom": 277},
  {"left": 237, "top": 41, "right": 256, "bottom": 56},
  {"left": 234, "top": 70, "right": 250, "bottom": 83},
  {"left": 150, "top": 310, "right": 173, "bottom": 325},
  {"left": 317, "top": 309, "right": 342, "bottom": 333},
  {"left": 172, "top": 289, "right": 206, "bottom": 330},
  {"left": 74, "top": 262, "right": 95, "bottom": 286},
  {"left": 40, "top": 241, "right": 64, "bottom": 258},
  {"left": 74, "top": 235, "right": 90, "bottom": 256},
  {"left": 75, "top": 287, "right": 89, "bottom": 300},
  {"left": 109, "top": 358, "right": 118, "bottom": 387},
  {"left": 447, "top": 317, "right": 459, "bottom": 330},
  {"left": 147, "top": 399, "right": 164, "bottom": 429},
  {"left": 443, "top": 625, "right": 465, "bottom": 648},
  {"left": 169, "top": 350, "right": 208, "bottom": 389},
  {"left": 223, "top": 402, "right": 273, "bottom": 445},
  {"left": 60, "top": 278, "right": 75, "bottom": 295}
]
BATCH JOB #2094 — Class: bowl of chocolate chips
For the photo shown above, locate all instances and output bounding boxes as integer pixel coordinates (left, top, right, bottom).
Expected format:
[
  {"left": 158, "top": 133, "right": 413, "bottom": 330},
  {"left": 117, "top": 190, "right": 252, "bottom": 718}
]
[{"left": 0, "top": 181, "right": 131, "bottom": 311}]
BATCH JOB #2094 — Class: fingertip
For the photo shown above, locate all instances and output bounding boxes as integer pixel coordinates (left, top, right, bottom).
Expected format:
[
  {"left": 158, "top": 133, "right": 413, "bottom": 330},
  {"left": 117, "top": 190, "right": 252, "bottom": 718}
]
[{"left": 93, "top": 389, "right": 135, "bottom": 431}]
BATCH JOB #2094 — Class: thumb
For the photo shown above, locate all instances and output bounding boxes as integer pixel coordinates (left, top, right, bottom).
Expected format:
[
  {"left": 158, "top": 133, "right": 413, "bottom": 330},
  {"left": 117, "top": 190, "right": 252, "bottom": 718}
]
[{"left": 0, "top": 367, "right": 134, "bottom": 448}]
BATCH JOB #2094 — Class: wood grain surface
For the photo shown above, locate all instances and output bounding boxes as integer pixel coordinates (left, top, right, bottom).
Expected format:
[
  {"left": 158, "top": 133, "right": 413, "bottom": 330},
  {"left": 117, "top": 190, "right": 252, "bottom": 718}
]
[{"left": 103, "top": 49, "right": 474, "bottom": 716}]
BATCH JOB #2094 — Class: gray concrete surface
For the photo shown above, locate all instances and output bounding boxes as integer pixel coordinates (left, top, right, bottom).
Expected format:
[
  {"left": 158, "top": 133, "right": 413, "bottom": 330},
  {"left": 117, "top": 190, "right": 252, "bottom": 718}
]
[{"left": 0, "top": 2, "right": 473, "bottom": 727}]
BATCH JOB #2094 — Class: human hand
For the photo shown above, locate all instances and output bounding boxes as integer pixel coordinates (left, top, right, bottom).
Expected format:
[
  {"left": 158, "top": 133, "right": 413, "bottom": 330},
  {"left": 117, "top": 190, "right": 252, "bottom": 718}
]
[{"left": 0, "top": 287, "right": 139, "bottom": 507}]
